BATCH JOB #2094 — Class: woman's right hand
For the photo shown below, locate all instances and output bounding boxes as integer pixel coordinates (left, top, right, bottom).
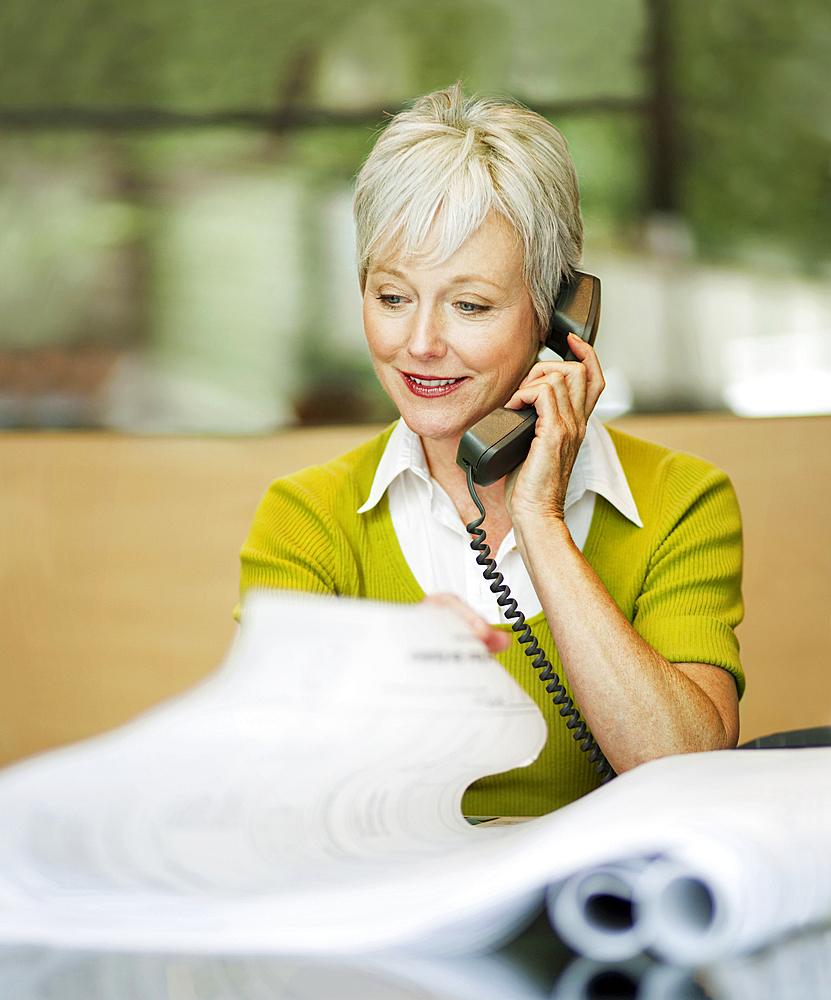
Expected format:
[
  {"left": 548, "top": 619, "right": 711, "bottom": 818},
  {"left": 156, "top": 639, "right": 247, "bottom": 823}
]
[
  {"left": 504, "top": 332, "right": 604, "bottom": 528},
  {"left": 420, "top": 593, "right": 511, "bottom": 654}
]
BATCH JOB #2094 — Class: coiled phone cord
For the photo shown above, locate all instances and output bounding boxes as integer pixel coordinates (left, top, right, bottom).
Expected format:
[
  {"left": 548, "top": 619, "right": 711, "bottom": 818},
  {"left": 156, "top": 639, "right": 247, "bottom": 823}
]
[{"left": 463, "top": 461, "right": 614, "bottom": 782}]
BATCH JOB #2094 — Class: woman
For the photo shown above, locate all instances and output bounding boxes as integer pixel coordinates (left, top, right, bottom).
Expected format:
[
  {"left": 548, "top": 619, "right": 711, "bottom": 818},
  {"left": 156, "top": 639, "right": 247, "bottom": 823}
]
[{"left": 239, "top": 84, "right": 744, "bottom": 816}]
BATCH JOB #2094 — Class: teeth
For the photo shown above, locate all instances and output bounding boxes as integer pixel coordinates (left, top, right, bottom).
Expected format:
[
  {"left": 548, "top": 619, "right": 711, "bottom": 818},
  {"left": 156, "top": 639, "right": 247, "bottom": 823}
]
[{"left": 410, "top": 377, "right": 460, "bottom": 387}]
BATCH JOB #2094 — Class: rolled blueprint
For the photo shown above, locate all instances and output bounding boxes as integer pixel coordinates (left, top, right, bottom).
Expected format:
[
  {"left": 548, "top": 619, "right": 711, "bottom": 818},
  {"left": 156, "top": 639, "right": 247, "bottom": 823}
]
[
  {"left": 634, "top": 856, "right": 724, "bottom": 966},
  {"left": 546, "top": 860, "right": 650, "bottom": 960},
  {"left": 547, "top": 856, "right": 723, "bottom": 964},
  {"left": 547, "top": 824, "right": 831, "bottom": 968},
  {"left": 546, "top": 857, "right": 752, "bottom": 965}
]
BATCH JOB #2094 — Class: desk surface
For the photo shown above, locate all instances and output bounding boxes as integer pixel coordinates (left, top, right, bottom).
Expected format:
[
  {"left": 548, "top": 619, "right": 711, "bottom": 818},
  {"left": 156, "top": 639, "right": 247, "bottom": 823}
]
[{"left": 3, "top": 911, "right": 826, "bottom": 999}]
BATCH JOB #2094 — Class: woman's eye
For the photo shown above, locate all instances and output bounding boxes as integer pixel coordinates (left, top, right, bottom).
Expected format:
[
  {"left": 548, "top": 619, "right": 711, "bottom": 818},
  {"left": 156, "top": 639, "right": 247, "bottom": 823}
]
[
  {"left": 377, "top": 294, "right": 404, "bottom": 307},
  {"left": 456, "top": 301, "right": 488, "bottom": 314}
]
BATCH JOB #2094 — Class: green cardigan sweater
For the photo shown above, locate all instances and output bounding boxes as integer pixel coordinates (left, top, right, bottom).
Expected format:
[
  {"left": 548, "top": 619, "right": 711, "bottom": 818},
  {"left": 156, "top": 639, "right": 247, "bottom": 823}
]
[{"left": 239, "top": 424, "right": 744, "bottom": 817}]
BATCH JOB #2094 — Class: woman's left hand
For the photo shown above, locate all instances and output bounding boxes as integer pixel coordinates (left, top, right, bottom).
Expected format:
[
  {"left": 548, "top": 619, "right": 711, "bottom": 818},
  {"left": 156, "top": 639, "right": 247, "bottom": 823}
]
[
  {"left": 504, "top": 332, "right": 605, "bottom": 523},
  {"left": 420, "top": 593, "right": 512, "bottom": 654}
]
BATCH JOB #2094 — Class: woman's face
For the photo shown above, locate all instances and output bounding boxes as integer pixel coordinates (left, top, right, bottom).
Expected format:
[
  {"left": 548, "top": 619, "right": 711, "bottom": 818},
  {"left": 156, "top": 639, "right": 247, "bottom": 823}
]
[{"left": 362, "top": 212, "right": 541, "bottom": 444}]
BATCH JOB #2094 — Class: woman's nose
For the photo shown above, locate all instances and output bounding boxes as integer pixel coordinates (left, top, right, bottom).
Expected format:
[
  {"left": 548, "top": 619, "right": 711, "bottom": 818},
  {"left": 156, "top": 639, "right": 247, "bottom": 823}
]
[{"left": 406, "top": 307, "right": 447, "bottom": 359}]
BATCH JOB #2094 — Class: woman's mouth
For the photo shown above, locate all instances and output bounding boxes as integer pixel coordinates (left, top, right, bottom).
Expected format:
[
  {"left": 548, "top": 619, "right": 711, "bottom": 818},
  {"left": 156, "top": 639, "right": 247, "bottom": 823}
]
[{"left": 401, "top": 373, "right": 467, "bottom": 397}]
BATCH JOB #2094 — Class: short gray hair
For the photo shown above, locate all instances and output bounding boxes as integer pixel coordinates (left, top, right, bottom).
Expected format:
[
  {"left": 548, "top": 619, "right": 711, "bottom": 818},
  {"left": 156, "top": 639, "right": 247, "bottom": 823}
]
[{"left": 353, "top": 82, "right": 583, "bottom": 333}]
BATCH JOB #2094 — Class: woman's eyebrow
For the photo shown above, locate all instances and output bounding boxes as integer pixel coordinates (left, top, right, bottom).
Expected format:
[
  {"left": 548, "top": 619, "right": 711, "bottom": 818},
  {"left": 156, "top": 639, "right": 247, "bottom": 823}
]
[
  {"left": 446, "top": 273, "right": 506, "bottom": 290},
  {"left": 373, "top": 267, "right": 503, "bottom": 286},
  {"left": 370, "top": 266, "right": 407, "bottom": 280},
  {"left": 368, "top": 266, "right": 508, "bottom": 293}
]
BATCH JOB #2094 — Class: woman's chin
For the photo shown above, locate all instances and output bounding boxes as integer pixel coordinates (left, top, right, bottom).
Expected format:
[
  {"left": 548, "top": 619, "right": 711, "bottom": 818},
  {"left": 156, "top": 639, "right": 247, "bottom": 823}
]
[
  {"left": 389, "top": 387, "right": 490, "bottom": 446},
  {"left": 399, "top": 410, "right": 469, "bottom": 445}
]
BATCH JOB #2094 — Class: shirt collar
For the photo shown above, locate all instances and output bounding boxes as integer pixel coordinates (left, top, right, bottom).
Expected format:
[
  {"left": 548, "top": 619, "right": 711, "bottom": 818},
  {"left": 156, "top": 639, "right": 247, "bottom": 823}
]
[
  {"left": 574, "top": 417, "right": 643, "bottom": 527},
  {"left": 357, "top": 419, "right": 431, "bottom": 513},
  {"left": 358, "top": 416, "right": 642, "bottom": 527}
]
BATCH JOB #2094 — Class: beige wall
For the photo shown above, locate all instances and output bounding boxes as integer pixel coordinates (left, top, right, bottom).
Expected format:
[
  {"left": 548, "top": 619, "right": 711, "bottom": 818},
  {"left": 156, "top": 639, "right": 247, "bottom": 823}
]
[{"left": 2, "top": 414, "right": 829, "bottom": 769}]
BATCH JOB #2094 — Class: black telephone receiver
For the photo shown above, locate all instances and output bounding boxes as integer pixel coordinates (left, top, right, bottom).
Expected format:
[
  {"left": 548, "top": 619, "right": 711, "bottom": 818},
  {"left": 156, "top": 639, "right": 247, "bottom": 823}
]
[
  {"left": 454, "top": 271, "right": 612, "bottom": 781},
  {"left": 456, "top": 271, "right": 600, "bottom": 487}
]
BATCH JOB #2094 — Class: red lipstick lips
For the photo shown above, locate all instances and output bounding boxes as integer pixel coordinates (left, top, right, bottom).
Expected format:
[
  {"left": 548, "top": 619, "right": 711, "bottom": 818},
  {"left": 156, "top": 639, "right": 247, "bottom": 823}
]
[{"left": 401, "top": 373, "right": 467, "bottom": 398}]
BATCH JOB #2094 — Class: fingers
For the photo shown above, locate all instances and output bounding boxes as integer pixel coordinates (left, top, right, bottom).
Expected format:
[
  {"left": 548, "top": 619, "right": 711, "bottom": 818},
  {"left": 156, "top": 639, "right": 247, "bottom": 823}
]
[
  {"left": 509, "top": 374, "right": 583, "bottom": 448},
  {"left": 564, "top": 333, "right": 606, "bottom": 416},
  {"left": 501, "top": 338, "right": 600, "bottom": 518},
  {"left": 509, "top": 335, "right": 605, "bottom": 420},
  {"left": 420, "top": 593, "right": 512, "bottom": 653},
  {"left": 507, "top": 368, "right": 586, "bottom": 441}
]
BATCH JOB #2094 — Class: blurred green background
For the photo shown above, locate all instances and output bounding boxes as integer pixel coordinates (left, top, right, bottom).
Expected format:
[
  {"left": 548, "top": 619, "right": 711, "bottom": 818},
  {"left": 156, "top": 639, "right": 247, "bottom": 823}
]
[{"left": 2, "top": 0, "right": 830, "bottom": 430}]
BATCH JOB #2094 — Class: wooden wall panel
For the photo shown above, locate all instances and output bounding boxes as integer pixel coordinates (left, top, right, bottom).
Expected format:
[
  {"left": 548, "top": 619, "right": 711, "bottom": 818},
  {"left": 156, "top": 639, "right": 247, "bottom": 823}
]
[{"left": 1, "top": 415, "right": 829, "bottom": 768}]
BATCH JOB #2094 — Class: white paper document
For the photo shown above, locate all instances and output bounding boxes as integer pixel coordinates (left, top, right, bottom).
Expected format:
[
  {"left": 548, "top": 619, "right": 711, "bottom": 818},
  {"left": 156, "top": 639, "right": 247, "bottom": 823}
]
[{"left": 0, "top": 591, "right": 829, "bottom": 964}]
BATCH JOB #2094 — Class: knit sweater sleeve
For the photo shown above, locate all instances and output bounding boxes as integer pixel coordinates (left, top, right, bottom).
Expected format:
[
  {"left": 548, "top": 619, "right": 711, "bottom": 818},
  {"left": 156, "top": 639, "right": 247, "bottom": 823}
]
[
  {"left": 238, "top": 466, "right": 362, "bottom": 607},
  {"left": 631, "top": 452, "right": 744, "bottom": 695},
  {"left": 236, "top": 428, "right": 397, "bottom": 615}
]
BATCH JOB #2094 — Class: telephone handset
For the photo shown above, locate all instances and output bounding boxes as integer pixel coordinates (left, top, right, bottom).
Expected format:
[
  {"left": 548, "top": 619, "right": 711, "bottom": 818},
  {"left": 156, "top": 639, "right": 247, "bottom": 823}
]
[
  {"left": 456, "top": 271, "right": 600, "bottom": 487},
  {"left": 454, "top": 271, "right": 613, "bottom": 781}
]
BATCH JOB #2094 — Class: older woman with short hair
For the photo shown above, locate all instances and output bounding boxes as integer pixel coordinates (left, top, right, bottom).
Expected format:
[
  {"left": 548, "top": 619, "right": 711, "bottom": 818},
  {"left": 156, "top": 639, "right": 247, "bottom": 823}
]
[{"left": 240, "top": 84, "right": 744, "bottom": 817}]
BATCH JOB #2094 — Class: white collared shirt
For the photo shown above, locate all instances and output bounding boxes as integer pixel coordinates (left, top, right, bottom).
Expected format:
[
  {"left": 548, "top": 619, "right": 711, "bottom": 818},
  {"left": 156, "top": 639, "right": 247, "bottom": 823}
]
[{"left": 358, "top": 416, "right": 642, "bottom": 624}]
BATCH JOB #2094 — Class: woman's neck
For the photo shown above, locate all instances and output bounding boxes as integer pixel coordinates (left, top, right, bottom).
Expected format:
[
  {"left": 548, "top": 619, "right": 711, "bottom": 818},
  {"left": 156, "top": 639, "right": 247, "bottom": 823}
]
[
  {"left": 420, "top": 434, "right": 466, "bottom": 491},
  {"left": 421, "top": 434, "right": 514, "bottom": 551}
]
